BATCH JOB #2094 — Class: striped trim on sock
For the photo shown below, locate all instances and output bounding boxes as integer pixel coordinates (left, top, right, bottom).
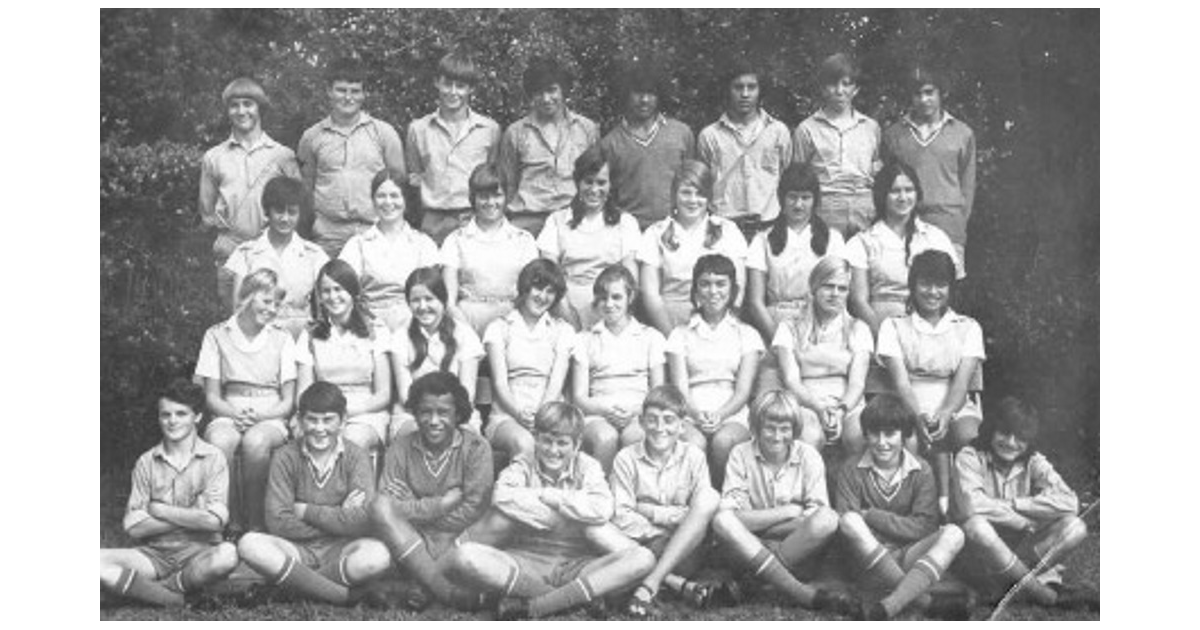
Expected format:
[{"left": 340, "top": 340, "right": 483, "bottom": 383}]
[
  {"left": 993, "top": 552, "right": 1020, "bottom": 577},
  {"left": 337, "top": 554, "right": 352, "bottom": 587},
  {"left": 117, "top": 568, "right": 137, "bottom": 596},
  {"left": 863, "top": 545, "right": 890, "bottom": 573},
  {"left": 273, "top": 556, "right": 297, "bottom": 586},
  {"left": 503, "top": 565, "right": 520, "bottom": 598},
  {"left": 171, "top": 570, "right": 187, "bottom": 594},
  {"left": 753, "top": 552, "right": 778, "bottom": 577},
  {"left": 574, "top": 577, "right": 596, "bottom": 603},
  {"left": 914, "top": 558, "right": 943, "bottom": 583},
  {"left": 398, "top": 540, "right": 423, "bottom": 561}
]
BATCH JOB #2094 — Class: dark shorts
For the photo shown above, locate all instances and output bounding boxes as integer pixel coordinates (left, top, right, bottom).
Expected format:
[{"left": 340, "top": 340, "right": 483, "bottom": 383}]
[
  {"left": 294, "top": 537, "right": 356, "bottom": 584},
  {"left": 136, "top": 540, "right": 214, "bottom": 579},
  {"left": 509, "top": 549, "right": 595, "bottom": 589}
]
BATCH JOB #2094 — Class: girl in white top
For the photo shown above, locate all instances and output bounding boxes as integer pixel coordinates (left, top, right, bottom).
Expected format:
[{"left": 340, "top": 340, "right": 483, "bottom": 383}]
[
  {"left": 390, "top": 266, "right": 485, "bottom": 440},
  {"left": 295, "top": 259, "right": 393, "bottom": 453},
  {"left": 339, "top": 170, "right": 440, "bottom": 332},
  {"left": 877, "top": 248, "right": 984, "bottom": 515},
  {"left": 772, "top": 256, "right": 872, "bottom": 453},
  {"left": 666, "top": 253, "right": 764, "bottom": 483},
  {"left": 571, "top": 264, "right": 667, "bottom": 472},
  {"left": 482, "top": 258, "right": 575, "bottom": 463},
  {"left": 639, "top": 160, "right": 748, "bottom": 338},
  {"left": 537, "top": 145, "right": 642, "bottom": 331}
]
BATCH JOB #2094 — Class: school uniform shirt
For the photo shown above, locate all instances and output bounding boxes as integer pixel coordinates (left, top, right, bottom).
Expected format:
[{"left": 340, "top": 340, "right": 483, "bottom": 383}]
[
  {"left": 746, "top": 225, "right": 846, "bottom": 317},
  {"left": 598, "top": 115, "right": 696, "bottom": 229},
  {"left": 483, "top": 310, "right": 575, "bottom": 394},
  {"left": 265, "top": 438, "right": 376, "bottom": 541},
  {"left": 666, "top": 313, "right": 765, "bottom": 390},
  {"left": 493, "top": 451, "right": 613, "bottom": 556},
  {"left": 223, "top": 232, "right": 328, "bottom": 319},
  {"left": 611, "top": 440, "right": 711, "bottom": 540},
  {"left": 339, "top": 224, "right": 439, "bottom": 312},
  {"left": 793, "top": 109, "right": 881, "bottom": 199},
  {"left": 124, "top": 438, "right": 229, "bottom": 546},
  {"left": 697, "top": 111, "right": 794, "bottom": 222},
  {"left": 194, "top": 316, "right": 297, "bottom": 388},
  {"left": 954, "top": 446, "right": 1078, "bottom": 531},
  {"left": 536, "top": 208, "right": 642, "bottom": 329},
  {"left": 199, "top": 133, "right": 301, "bottom": 252},
  {"left": 844, "top": 219, "right": 963, "bottom": 310},
  {"left": 297, "top": 112, "right": 407, "bottom": 225},
  {"left": 393, "top": 320, "right": 485, "bottom": 380},
  {"left": 637, "top": 215, "right": 749, "bottom": 311},
  {"left": 295, "top": 324, "right": 391, "bottom": 391},
  {"left": 379, "top": 429, "right": 494, "bottom": 533},
  {"left": 440, "top": 218, "right": 539, "bottom": 333},
  {"left": 405, "top": 108, "right": 501, "bottom": 211},
  {"left": 771, "top": 311, "right": 873, "bottom": 379},
  {"left": 498, "top": 110, "right": 600, "bottom": 218},
  {"left": 876, "top": 310, "right": 984, "bottom": 380},
  {"left": 574, "top": 320, "right": 667, "bottom": 407},
  {"left": 720, "top": 439, "right": 828, "bottom": 513},
  {"left": 882, "top": 112, "right": 976, "bottom": 249},
  {"left": 833, "top": 449, "right": 939, "bottom": 546}
]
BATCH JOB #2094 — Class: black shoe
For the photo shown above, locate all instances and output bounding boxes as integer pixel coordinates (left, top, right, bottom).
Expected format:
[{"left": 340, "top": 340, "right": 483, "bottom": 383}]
[
  {"left": 709, "top": 579, "right": 745, "bottom": 608},
  {"left": 860, "top": 600, "right": 890, "bottom": 621},
  {"left": 1053, "top": 583, "right": 1100, "bottom": 612},
  {"left": 811, "top": 588, "right": 858, "bottom": 617},
  {"left": 495, "top": 596, "right": 530, "bottom": 620},
  {"left": 184, "top": 590, "right": 225, "bottom": 612},
  {"left": 926, "top": 591, "right": 972, "bottom": 620},
  {"left": 584, "top": 595, "right": 612, "bottom": 620},
  {"left": 223, "top": 523, "right": 247, "bottom": 544}
]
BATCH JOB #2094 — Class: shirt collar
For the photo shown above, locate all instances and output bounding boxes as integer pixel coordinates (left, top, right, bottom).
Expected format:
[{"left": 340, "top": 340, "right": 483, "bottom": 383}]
[
  {"left": 504, "top": 307, "right": 555, "bottom": 333},
  {"left": 856, "top": 447, "right": 923, "bottom": 478},
  {"left": 717, "top": 109, "right": 774, "bottom": 133},
  {"left": 632, "top": 439, "right": 688, "bottom": 467},
  {"left": 226, "top": 132, "right": 277, "bottom": 151},
  {"left": 813, "top": 108, "right": 870, "bottom": 127},
  {"left": 461, "top": 217, "right": 516, "bottom": 239},
  {"left": 413, "top": 429, "right": 464, "bottom": 457},
  {"left": 320, "top": 111, "right": 375, "bottom": 132},
  {"left": 522, "top": 108, "right": 584, "bottom": 129},
  {"left": 908, "top": 308, "right": 964, "bottom": 334},
  {"left": 301, "top": 436, "right": 346, "bottom": 478},
  {"left": 150, "top": 437, "right": 213, "bottom": 468},
  {"left": 591, "top": 319, "right": 642, "bottom": 339},
  {"left": 535, "top": 453, "right": 580, "bottom": 486},
  {"left": 433, "top": 108, "right": 486, "bottom": 132},
  {"left": 902, "top": 110, "right": 956, "bottom": 130},
  {"left": 687, "top": 312, "right": 737, "bottom": 335},
  {"left": 751, "top": 438, "right": 805, "bottom": 465}
]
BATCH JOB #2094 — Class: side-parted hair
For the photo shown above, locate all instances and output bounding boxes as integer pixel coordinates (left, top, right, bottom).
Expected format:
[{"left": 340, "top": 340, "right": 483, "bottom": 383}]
[
  {"left": 437, "top": 50, "right": 481, "bottom": 85},
  {"left": 974, "top": 396, "right": 1040, "bottom": 461},
  {"left": 689, "top": 253, "right": 739, "bottom": 314},
  {"left": 642, "top": 384, "right": 688, "bottom": 418},
  {"left": 515, "top": 258, "right": 567, "bottom": 311},
  {"left": 523, "top": 56, "right": 572, "bottom": 96},
  {"left": 872, "top": 161, "right": 925, "bottom": 265},
  {"left": 592, "top": 264, "right": 638, "bottom": 307},
  {"left": 790, "top": 256, "right": 855, "bottom": 352},
  {"left": 534, "top": 401, "right": 585, "bottom": 441},
  {"left": 768, "top": 162, "right": 830, "bottom": 257},
  {"left": 262, "top": 176, "right": 305, "bottom": 214},
  {"left": 860, "top": 393, "right": 916, "bottom": 440},
  {"left": 310, "top": 259, "right": 374, "bottom": 341},
  {"left": 817, "top": 52, "right": 860, "bottom": 87},
  {"left": 405, "top": 371, "right": 474, "bottom": 426},
  {"left": 468, "top": 162, "right": 504, "bottom": 208},
  {"left": 405, "top": 267, "right": 458, "bottom": 373},
  {"left": 663, "top": 160, "right": 722, "bottom": 251},
  {"left": 237, "top": 268, "right": 287, "bottom": 311},
  {"left": 569, "top": 145, "right": 619, "bottom": 228},
  {"left": 326, "top": 57, "right": 366, "bottom": 86},
  {"left": 160, "top": 378, "right": 205, "bottom": 415},
  {"left": 298, "top": 381, "right": 348, "bottom": 417},
  {"left": 906, "top": 249, "right": 957, "bottom": 314},
  {"left": 222, "top": 77, "right": 270, "bottom": 110},
  {"left": 749, "top": 389, "right": 804, "bottom": 435}
]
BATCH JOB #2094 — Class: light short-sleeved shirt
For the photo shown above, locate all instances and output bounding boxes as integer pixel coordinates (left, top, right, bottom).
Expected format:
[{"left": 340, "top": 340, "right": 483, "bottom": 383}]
[
  {"left": 124, "top": 439, "right": 229, "bottom": 546},
  {"left": 772, "top": 311, "right": 873, "bottom": 379},
  {"left": 611, "top": 441, "right": 712, "bottom": 540},
  {"left": 393, "top": 320, "right": 485, "bottom": 380},
  {"left": 199, "top": 133, "right": 301, "bottom": 245},
  {"left": 339, "top": 224, "right": 440, "bottom": 309},
  {"left": 697, "top": 111, "right": 793, "bottom": 221},
  {"left": 573, "top": 320, "right": 666, "bottom": 404},
  {"left": 537, "top": 208, "right": 642, "bottom": 291},
  {"left": 498, "top": 110, "right": 600, "bottom": 217},
  {"left": 793, "top": 109, "right": 881, "bottom": 197},
  {"left": 483, "top": 310, "right": 576, "bottom": 383},
  {"left": 297, "top": 112, "right": 407, "bottom": 224},
  {"left": 223, "top": 232, "right": 328, "bottom": 316},
  {"left": 295, "top": 325, "right": 391, "bottom": 390},
  {"left": 746, "top": 225, "right": 846, "bottom": 308},
  {"left": 844, "top": 219, "right": 962, "bottom": 306},
  {"left": 405, "top": 109, "right": 501, "bottom": 211},
  {"left": 876, "top": 309, "right": 985, "bottom": 380},
  {"left": 637, "top": 216, "right": 749, "bottom": 306},
  {"left": 720, "top": 439, "right": 828, "bottom": 513},
  {"left": 598, "top": 116, "right": 696, "bottom": 229},
  {"left": 440, "top": 219, "right": 539, "bottom": 302},
  {"left": 194, "top": 317, "right": 297, "bottom": 387},
  {"left": 666, "top": 313, "right": 764, "bottom": 389}
]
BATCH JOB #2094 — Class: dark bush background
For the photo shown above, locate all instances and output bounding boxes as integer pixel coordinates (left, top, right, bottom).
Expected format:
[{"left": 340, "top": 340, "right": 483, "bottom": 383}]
[{"left": 100, "top": 8, "right": 1098, "bottom": 494}]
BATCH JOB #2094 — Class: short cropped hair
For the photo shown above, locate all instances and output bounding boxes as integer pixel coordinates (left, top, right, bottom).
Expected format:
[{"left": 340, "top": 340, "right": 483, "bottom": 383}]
[
  {"left": 522, "top": 56, "right": 572, "bottom": 96},
  {"left": 405, "top": 371, "right": 473, "bottom": 426},
  {"left": 860, "top": 393, "right": 916, "bottom": 440},
  {"left": 817, "top": 52, "right": 860, "bottom": 86},
  {"left": 749, "top": 389, "right": 804, "bottom": 435},
  {"left": 160, "top": 378, "right": 205, "bottom": 415},
  {"left": 720, "top": 57, "right": 762, "bottom": 90},
  {"left": 261, "top": 176, "right": 305, "bottom": 214},
  {"left": 534, "top": 401, "right": 585, "bottom": 441},
  {"left": 222, "top": 77, "right": 270, "bottom": 109},
  {"left": 468, "top": 162, "right": 504, "bottom": 207},
  {"left": 907, "top": 249, "right": 957, "bottom": 296},
  {"left": 515, "top": 258, "right": 567, "bottom": 311},
  {"left": 438, "top": 50, "right": 481, "bottom": 85},
  {"left": 298, "top": 381, "right": 348, "bottom": 417},
  {"left": 671, "top": 160, "right": 714, "bottom": 201},
  {"left": 592, "top": 264, "right": 638, "bottom": 305},
  {"left": 689, "top": 253, "right": 739, "bottom": 312},
  {"left": 326, "top": 57, "right": 366, "bottom": 85},
  {"left": 237, "top": 268, "right": 286, "bottom": 306},
  {"left": 906, "top": 64, "right": 950, "bottom": 96},
  {"left": 642, "top": 384, "right": 688, "bottom": 418}
]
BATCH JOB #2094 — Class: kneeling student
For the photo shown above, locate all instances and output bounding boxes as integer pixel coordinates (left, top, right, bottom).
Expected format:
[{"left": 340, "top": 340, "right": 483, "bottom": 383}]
[
  {"left": 834, "top": 393, "right": 966, "bottom": 620},
  {"left": 711, "top": 390, "right": 855, "bottom": 615},
  {"left": 445, "top": 402, "right": 655, "bottom": 619},
  {"left": 955, "top": 396, "right": 1095, "bottom": 609},
  {"left": 237, "top": 382, "right": 391, "bottom": 605},
  {"left": 100, "top": 379, "right": 239, "bottom": 607}
]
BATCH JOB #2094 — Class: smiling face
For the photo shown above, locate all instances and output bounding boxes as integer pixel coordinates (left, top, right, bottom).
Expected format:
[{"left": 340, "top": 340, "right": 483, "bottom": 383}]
[
  {"left": 626, "top": 90, "right": 659, "bottom": 123},
  {"left": 408, "top": 284, "right": 445, "bottom": 331},
  {"left": 695, "top": 272, "right": 733, "bottom": 319},
  {"left": 472, "top": 189, "right": 506, "bottom": 225},
  {"left": 578, "top": 164, "right": 610, "bottom": 212},
  {"left": 728, "top": 73, "right": 760, "bottom": 117},
  {"left": 756, "top": 417, "right": 795, "bottom": 462},
  {"left": 885, "top": 173, "right": 918, "bottom": 222},
  {"left": 328, "top": 80, "right": 365, "bottom": 119},
  {"left": 373, "top": 179, "right": 406, "bottom": 225},
  {"left": 912, "top": 277, "right": 950, "bottom": 317},
  {"left": 990, "top": 431, "right": 1030, "bottom": 464},
  {"left": 911, "top": 83, "right": 942, "bottom": 122},
  {"left": 640, "top": 406, "right": 683, "bottom": 455},
  {"left": 531, "top": 83, "right": 565, "bottom": 120},
  {"left": 300, "top": 409, "right": 344, "bottom": 454},
  {"left": 521, "top": 283, "right": 558, "bottom": 320},
  {"left": 227, "top": 97, "right": 261, "bottom": 134},
  {"left": 435, "top": 75, "right": 473, "bottom": 113},
  {"left": 535, "top": 431, "right": 579, "bottom": 476},
  {"left": 596, "top": 278, "right": 632, "bottom": 328},
  {"left": 822, "top": 76, "right": 859, "bottom": 111},
  {"left": 157, "top": 398, "right": 200, "bottom": 445},
  {"left": 319, "top": 274, "right": 353, "bottom": 323},
  {"left": 866, "top": 428, "right": 904, "bottom": 469},
  {"left": 267, "top": 204, "right": 300, "bottom": 238},
  {"left": 674, "top": 183, "right": 708, "bottom": 223},
  {"left": 245, "top": 289, "right": 279, "bottom": 327},
  {"left": 812, "top": 267, "right": 850, "bottom": 319},
  {"left": 414, "top": 392, "right": 458, "bottom": 451}
]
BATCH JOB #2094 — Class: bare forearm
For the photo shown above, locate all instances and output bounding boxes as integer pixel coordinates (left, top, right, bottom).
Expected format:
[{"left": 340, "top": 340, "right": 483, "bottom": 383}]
[{"left": 150, "top": 504, "right": 223, "bottom": 532}]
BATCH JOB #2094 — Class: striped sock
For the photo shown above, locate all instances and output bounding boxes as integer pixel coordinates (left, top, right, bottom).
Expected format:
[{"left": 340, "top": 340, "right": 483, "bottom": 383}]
[
  {"left": 528, "top": 577, "right": 595, "bottom": 618},
  {"left": 881, "top": 557, "right": 943, "bottom": 617},
  {"left": 749, "top": 548, "right": 817, "bottom": 607},
  {"left": 859, "top": 544, "right": 905, "bottom": 598},
  {"left": 272, "top": 555, "right": 350, "bottom": 605},
  {"left": 996, "top": 552, "right": 1058, "bottom": 605},
  {"left": 115, "top": 567, "right": 185, "bottom": 607},
  {"left": 502, "top": 564, "right": 549, "bottom": 598}
]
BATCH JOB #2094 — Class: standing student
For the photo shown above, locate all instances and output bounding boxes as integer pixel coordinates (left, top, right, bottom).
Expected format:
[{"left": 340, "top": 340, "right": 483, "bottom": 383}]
[
  {"left": 298, "top": 57, "right": 407, "bottom": 258},
  {"left": 597, "top": 61, "right": 696, "bottom": 231},
  {"left": 338, "top": 170, "right": 440, "bottom": 332},
  {"left": 370, "top": 372, "right": 496, "bottom": 611},
  {"left": 793, "top": 52, "right": 882, "bottom": 237},
  {"left": 571, "top": 265, "right": 666, "bottom": 471},
  {"left": 296, "top": 259, "right": 393, "bottom": 455},
  {"left": 711, "top": 390, "right": 856, "bottom": 615},
  {"left": 697, "top": 58, "right": 793, "bottom": 237},
  {"left": 497, "top": 56, "right": 600, "bottom": 236},
  {"left": 195, "top": 268, "right": 297, "bottom": 533},
  {"left": 237, "top": 382, "right": 392, "bottom": 606},
  {"left": 536, "top": 145, "right": 642, "bottom": 331},
  {"left": 223, "top": 176, "right": 328, "bottom": 337},
  {"left": 100, "top": 380, "right": 238, "bottom": 608},
  {"left": 199, "top": 78, "right": 301, "bottom": 298},
  {"left": 444, "top": 402, "right": 656, "bottom": 620},
  {"left": 406, "top": 51, "right": 501, "bottom": 245},
  {"left": 638, "top": 161, "right": 749, "bottom": 336},
  {"left": 882, "top": 65, "right": 976, "bottom": 267}
]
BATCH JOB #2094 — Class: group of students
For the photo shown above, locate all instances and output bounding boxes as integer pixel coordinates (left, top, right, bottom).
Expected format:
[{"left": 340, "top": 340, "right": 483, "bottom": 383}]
[{"left": 100, "top": 48, "right": 1096, "bottom": 618}]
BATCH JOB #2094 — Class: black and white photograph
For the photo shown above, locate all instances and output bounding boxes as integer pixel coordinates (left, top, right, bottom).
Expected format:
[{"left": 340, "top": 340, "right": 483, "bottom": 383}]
[{"left": 97, "top": 7, "right": 1101, "bottom": 622}]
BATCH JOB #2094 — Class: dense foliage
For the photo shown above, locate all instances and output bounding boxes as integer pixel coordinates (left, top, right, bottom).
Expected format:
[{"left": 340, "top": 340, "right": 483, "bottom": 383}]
[{"left": 100, "top": 8, "right": 1098, "bottom": 487}]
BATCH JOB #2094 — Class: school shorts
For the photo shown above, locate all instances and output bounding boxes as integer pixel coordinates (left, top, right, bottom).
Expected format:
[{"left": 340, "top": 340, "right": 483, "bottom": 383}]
[
  {"left": 508, "top": 549, "right": 594, "bottom": 589},
  {"left": 294, "top": 536, "right": 356, "bottom": 585},
  {"left": 136, "top": 540, "right": 214, "bottom": 579}
]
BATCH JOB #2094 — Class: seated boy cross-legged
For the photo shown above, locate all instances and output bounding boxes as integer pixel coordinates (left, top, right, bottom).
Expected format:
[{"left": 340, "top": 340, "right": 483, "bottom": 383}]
[
  {"left": 711, "top": 390, "right": 856, "bottom": 616},
  {"left": 834, "top": 393, "right": 967, "bottom": 620},
  {"left": 445, "top": 402, "right": 655, "bottom": 619},
  {"left": 369, "top": 371, "right": 496, "bottom": 611},
  {"left": 237, "top": 382, "right": 392, "bottom": 606},
  {"left": 100, "top": 379, "right": 239, "bottom": 608}
]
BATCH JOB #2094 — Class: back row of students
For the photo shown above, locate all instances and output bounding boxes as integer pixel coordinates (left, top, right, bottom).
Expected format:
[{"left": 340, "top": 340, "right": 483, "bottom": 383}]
[{"left": 102, "top": 374, "right": 1093, "bottom": 619}]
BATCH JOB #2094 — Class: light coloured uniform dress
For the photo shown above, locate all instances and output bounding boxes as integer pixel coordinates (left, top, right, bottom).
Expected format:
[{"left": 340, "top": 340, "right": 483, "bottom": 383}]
[
  {"left": 536, "top": 208, "right": 642, "bottom": 331},
  {"left": 440, "top": 218, "right": 540, "bottom": 337},
  {"left": 771, "top": 311, "right": 873, "bottom": 431},
  {"left": 194, "top": 317, "right": 297, "bottom": 439},
  {"left": 875, "top": 309, "right": 985, "bottom": 422},
  {"left": 482, "top": 310, "right": 575, "bottom": 438},
  {"left": 223, "top": 232, "right": 328, "bottom": 338},
  {"left": 573, "top": 320, "right": 667, "bottom": 427},
  {"left": 339, "top": 224, "right": 439, "bottom": 332},
  {"left": 295, "top": 323, "right": 393, "bottom": 444},
  {"left": 637, "top": 216, "right": 748, "bottom": 330},
  {"left": 666, "top": 313, "right": 765, "bottom": 428}
]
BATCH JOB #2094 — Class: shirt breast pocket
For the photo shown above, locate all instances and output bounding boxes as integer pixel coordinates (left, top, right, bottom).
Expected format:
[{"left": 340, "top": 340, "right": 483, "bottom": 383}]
[{"left": 760, "top": 148, "right": 781, "bottom": 175}]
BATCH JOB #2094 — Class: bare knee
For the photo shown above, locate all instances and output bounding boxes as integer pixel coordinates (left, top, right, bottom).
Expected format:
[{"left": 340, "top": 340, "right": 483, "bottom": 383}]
[
  {"left": 624, "top": 545, "right": 657, "bottom": 576},
  {"left": 241, "top": 427, "right": 281, "bottom": 461},
  {"left": 350, "top": 539, "right": 393, "bottom": 580},
  {"left": 206, "top": 426, "right": 241, "bottom": 455},
  {"left": 343, "top": 424, "right": 379, "bottom": 451},
  {"left": 839, "top": 511, "right": 870, "bottom": 541},
  {"left": 446, "top": 543, "right": 487, "bottom": 578},
  {"left": 961, "top": 515, "right": 997, "bottom": 544},
  {"left": 1059, "top": 515, "right": 1088, "bottom": 548},
  {"left": 236, "top": 531, "right": 274, "bottom": 565},
  {"left": 711, "top": 509, "right": 741, "bottom": 540},
  {"left": 211, "top": 542, "right": 240, "bottom": 574},
  {"left": 939, "top": 523, "right": 965, "bottom": 553},
  {"left": 809, "top": 506, "right": 839, "bottom": 539},
  {"left": 949, "top": 417, "right": 980, "bottom": 449}
]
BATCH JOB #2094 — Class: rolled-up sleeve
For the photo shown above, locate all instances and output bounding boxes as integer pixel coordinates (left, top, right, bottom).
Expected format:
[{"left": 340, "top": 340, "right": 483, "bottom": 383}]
[
  {"left": 955, "top": 447, "right": 1028, "bottom": 530},
  {"left": 122, "top": 455, "right": 153, "bottom": 532},
  {"left": 1013, "top": 453, "right": 1079, "bottom": 520},
  {"left": 611, "top": 450, "right": 660, "bottom": 539},
  {"left": 200, "top": 450, "right": 230, "bottom": 527},
  {"left": 556, "top": 457, "right": 614, "bottom": 525},
  {"left": 494, "top": 459, "right": 560, "bottom": 531}
]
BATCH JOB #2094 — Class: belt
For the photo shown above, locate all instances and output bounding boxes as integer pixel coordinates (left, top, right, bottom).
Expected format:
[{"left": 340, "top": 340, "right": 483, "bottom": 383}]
[{"left": 224, "top": 383, "right": 280, "bottom": 397}]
